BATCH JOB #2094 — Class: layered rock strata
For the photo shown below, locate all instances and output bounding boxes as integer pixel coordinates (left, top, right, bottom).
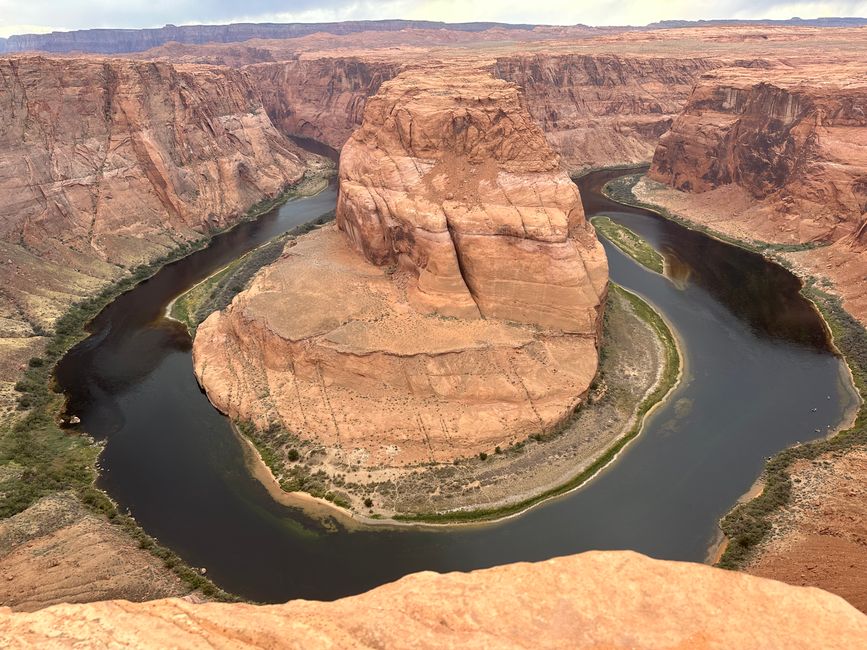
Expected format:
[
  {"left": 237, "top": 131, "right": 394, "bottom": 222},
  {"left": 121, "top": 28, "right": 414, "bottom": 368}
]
[
  {"left": 247, "top": 58, "right": 403, "bottom": 149},
  {"left": 246, "top": 53, "right": 724, "bottom": 173},
  {"left": 0, "top": 21, "right": 554, "bottom": 55},
  {"left": 193, "top": 66, "right": 607, "bottom": 467},
  {"left": 336, "top": 66, "right": 608, "bottom": 331},
  {"left": 650, "top": 67, "right": 867, "bottom": 244},
  {"left": 0, "top": 55, "right": 310, "bottom": 410},
  {"left": 2, "top": 551, "right": 866, "bottom": 648},
  {"left": 647, "top": 66, "right": 867, "bottom": 323},
  {"left": 493, "top": 54, "right": 725, "bottom": 170}
]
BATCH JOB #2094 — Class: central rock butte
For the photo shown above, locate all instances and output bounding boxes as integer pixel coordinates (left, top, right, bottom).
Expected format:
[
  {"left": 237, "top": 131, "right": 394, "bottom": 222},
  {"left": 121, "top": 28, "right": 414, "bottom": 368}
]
[{"left": 193, "top": 65, "right": 608, "bottom": 467}]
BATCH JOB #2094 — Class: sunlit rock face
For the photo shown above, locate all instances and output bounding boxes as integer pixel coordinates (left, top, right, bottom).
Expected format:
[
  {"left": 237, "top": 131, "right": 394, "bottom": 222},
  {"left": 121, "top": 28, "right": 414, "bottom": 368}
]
[
  {"left": 2, "top": 551, "right": 866, "bottom": 649},
  {"left": 336, "top": 64, "right": 608, "bottom": 332}
]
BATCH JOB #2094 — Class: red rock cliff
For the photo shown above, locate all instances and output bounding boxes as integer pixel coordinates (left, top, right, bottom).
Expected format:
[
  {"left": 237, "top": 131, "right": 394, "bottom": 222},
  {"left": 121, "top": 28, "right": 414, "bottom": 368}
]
[
  {"left": 248, "top": 53, "right": 722, "bottom": 173},
  {"left": 337, "top": 64, "right": 607, "bottom": 332},
  {"left": 493, "top": 54, "right": 724, "bottom": 171},
  {"left": 0, "top": 55, "right": 309, "bottom": 332},
  {"left": 248, "top": 57, "right": 403, "bottom": 149},
  {"left": 650, "top": 67, "right": 867, "bottom": 244}
]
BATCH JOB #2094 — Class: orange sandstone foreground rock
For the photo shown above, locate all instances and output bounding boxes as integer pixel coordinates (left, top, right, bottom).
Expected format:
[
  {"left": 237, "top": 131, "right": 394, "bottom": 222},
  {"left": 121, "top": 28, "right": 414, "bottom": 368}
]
[
  {"left": 193, "top": 66, "right": 607, "bottom": 467},
  {"left": 2, "top": 551, "right": 866, "bottom": 648},
  {"left": 337, "top": 66, "right": 607, "bottom": 331}
]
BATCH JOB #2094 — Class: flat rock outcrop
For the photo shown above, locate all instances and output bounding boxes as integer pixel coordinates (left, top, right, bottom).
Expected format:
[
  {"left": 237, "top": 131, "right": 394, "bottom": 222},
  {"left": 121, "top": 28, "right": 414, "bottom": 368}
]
[
  {"left": 2, "top": 551, "right": 866, "bottom": 648},
  {"left": 745, "top": 448, "right": 867, "bottom": 614},
  {"left": 193, "top": 66, "right": 607, "bottom": 467},
  {"left": 0, "top": 493, "right": 191, "bottom": 612}
]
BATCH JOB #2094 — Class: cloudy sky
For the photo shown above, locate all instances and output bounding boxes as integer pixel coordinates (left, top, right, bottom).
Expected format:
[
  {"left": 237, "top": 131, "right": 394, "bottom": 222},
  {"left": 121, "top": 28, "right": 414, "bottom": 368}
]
[{"left": 2, "top": 0, "right": 867, "bottom": 38}]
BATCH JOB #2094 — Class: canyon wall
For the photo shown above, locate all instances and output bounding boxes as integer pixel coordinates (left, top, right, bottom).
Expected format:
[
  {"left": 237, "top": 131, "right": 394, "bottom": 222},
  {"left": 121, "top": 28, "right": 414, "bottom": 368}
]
[
  {"left": 647, "top": 67, "right": 867, "bottom": 322},
  {"left": 492, "top": 54, "right": 726, "bottom": 171},
  {"left": 0, "top": 56, "right": 308, "bottom": 323},
  {"left": 247, "top": 58, "right": 403, "bottom": 149},
  {"left": 2, "top": 551, "right": 866, "bottom": 648},
  {"left": 0, "top": 55, "right": 310, "bottom": 412},
  {"left": 193, "top": 66, "right": 607, "bottom": 470},
  {"left": 640, "top": 65, "right": 867, "bottom": 605},
  {"left": 650, "top": 67, "right": 867, "bottom": 244},
  {"left": 246, "top": 53, "right": 724, "bottom": 172}
]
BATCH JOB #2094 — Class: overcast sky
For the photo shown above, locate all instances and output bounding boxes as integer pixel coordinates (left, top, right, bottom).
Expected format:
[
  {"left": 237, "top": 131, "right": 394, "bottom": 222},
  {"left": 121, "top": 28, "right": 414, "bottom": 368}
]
[{"left": 2, "top": 0, "right": 867, "bottom": 38}]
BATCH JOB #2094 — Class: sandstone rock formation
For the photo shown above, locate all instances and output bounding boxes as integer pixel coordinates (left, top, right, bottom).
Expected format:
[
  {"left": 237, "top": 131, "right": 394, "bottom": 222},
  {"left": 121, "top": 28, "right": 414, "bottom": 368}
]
[
  {"left": 193, "top": 66, "right": 607, "bottom": 467},
  {"left": 2, "top": 551, "right": 866, "bottom": 648},
  {"left": 337, "top": 66, "right": 608, "bottom": 331},
  {"left": 244, "top": 53, "right": 726, "bottom": 173},
  {"left": 0, "top": 55, "right": 311, "bottom": 410},
  {"left": 646, "top": 66, "right": 867, "bottom": 324},
  {"left": 248, "top": 57, "right": 403, "bottom": 149},
  {"left": 493, "top": 54, "right": 724, "bottom": 171},
  {"left": 650, "top": 67, "right": 867, "bottom": 244},
  {"left": 0, "top": 493, "right": 191, "bottom": 612}
]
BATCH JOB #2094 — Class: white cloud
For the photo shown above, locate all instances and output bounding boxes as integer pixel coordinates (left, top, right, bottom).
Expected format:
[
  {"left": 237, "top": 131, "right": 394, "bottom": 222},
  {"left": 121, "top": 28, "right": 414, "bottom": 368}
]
[{"left": 0, "top": 24, "right": 54, "bottom": 38}]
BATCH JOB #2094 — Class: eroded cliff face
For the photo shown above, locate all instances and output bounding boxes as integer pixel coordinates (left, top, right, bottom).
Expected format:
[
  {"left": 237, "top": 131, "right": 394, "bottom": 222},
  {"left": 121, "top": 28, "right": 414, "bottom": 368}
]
[
  {"left": 2, "top": 551, "right": 866, "bottom": 648},
  {"left": 248, "top": 57, "right": 403, "bottom": 149},
  {"left": 193, "top": 66, "right": 607, "bottom": 469},
  {"left": 650, "top": 67, "right": 867, "bottom": 244},
  {"left": 0, "top": 53, "right": 317, "bottom": 426},
  {"left": 246, "top": 53, "right": 721, "bottom": 174},
  {"left": 646, "top": 67, "right": 867, "bottom": 323},
  {"left": 0, "top": 55, "right": 309, "bottom": 401},
  {"left": 493, "top": 54, "right": 724, "bottom": 171}
]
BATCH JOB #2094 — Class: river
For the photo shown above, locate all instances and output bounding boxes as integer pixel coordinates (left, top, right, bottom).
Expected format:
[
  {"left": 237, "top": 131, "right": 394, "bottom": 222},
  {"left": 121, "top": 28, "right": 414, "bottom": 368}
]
[{"left": 55, "top": 167, "right": 856, "bottom": 602}]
